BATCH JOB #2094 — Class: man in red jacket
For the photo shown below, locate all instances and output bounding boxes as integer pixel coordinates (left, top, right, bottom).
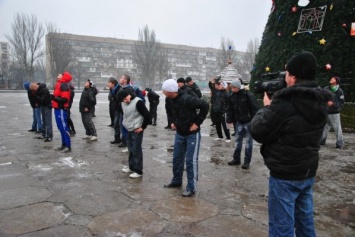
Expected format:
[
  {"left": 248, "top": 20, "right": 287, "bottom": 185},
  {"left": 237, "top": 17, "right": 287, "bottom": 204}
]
[{"left": 52, "top": 72, "right": 72, "bottom": 153}]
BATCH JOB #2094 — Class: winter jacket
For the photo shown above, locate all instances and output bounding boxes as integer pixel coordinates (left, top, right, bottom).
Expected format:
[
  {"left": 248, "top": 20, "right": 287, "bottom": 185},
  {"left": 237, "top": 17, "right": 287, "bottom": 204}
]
[
  {"left": 52, "top": 72, "right": 72, "bottom": 109},
  {"left": 208, "top": 81, "right": 218, "bottom": 104},
  {"left": 324, "top": 85, "right": 345, "bottom": 114},
  {"left": 213, "top": 89, "right": 229, "bottom": 113},
  {"left": 180, "top": 85, "right": 198, "bottom": 98},
  {"left": 188, "top": 83, "right": 202, "bottom": 98},
  {"left": 122, "top": 97, "right": 150, "bottom": 131},
  {"left": 146, "top": 89, "right": 160, "bottom": 104},
  {"left": 249, "top": 82, "right": 332, "bottom": 180},
  {"left": 33, "top": 83, "right": 52, "bottom": 108},
  {"left": 79, "top": 87, "right": 97, "bottom": 113},
  {"left": 171, "top": 90, "right": 209, "bottom": 136},
  {"left": 226, "top": 89, "right": 259, "bottom": 123},
  {"left": 69, "top": 85, "right": 75, "bottom": 110}
]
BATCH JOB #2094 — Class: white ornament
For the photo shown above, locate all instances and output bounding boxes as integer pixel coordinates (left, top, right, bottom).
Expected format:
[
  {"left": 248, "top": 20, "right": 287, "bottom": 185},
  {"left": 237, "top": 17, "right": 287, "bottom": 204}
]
[{"left": 298, "top": 0, "right": 310, "bottom": 7}]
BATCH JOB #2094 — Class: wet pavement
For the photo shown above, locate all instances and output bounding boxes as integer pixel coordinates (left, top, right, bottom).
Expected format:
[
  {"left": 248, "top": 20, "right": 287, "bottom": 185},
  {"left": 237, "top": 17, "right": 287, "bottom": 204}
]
[{"left": 0, "top": 91, "right": 354, "bottom": 237}]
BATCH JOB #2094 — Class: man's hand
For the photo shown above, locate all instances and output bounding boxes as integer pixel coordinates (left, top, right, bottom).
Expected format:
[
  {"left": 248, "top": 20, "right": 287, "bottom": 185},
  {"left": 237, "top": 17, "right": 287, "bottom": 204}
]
[
  {"left": 227, "top": 123, "right": 234, "bottom": 129},
  {"left": 189, "top": 123, "right": 198, "bottom": 131},
  {"left": 327, "top": 101, "right": 333, "bottom": 107},
  {"left": 171, "top": 123, "right": 176, "bottom": 130},
  {"left": 263, "top": 92, "right": 272, "bottom": 106},
  {"left": 134, "top": 127, "right": 143, "bottom": 134},
  {"left": 84, "top": 107, "right": 88, "bottom": 112}
]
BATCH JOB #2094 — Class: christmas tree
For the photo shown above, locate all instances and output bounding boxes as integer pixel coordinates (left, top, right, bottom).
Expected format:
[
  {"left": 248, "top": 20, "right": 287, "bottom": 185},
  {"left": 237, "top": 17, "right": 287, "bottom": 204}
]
[{"left": 251, "top": 0, "right": 355, "bottom": 100}]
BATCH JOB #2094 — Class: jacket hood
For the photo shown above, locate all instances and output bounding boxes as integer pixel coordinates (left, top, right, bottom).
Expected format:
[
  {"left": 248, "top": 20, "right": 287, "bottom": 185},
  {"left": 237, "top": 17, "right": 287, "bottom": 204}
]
[
  {"left": 23, "top": 82, "right": 30, "bottom": 91},
  {"left": 273, "top": 81, "right": 332, "bottom": 125},
  {"left": 59, "top": 72, "right": 72, "bottom": 83}
]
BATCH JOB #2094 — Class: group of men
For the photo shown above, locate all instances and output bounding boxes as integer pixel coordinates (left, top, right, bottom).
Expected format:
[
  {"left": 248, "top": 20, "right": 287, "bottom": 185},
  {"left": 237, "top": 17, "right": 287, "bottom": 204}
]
[
  {"left": 24, "top": 51, "right": 345, "bottom": 236},
  {"left": 26, "top": 72, "right": 99, "bottom": 153}
]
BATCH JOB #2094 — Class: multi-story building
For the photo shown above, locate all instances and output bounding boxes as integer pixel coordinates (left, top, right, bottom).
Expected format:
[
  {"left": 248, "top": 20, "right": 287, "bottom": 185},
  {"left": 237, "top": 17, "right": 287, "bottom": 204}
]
[
  {"left": 0, "top": 42, "right": 9, "bottom": 88},
  {"left": 46, "top": 33, "right": 247, "bottom": 90}
]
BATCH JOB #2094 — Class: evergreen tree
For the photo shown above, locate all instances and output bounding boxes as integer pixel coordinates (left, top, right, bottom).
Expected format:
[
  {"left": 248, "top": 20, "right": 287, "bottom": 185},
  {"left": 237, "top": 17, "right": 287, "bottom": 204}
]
[{"left": 251, "top": 0, "right": 355, "bottom": 99}]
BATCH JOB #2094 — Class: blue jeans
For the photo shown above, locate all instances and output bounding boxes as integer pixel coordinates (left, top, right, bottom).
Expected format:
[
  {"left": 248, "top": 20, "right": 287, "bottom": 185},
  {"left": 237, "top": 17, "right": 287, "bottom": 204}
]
[
  {"left": 127, "top": 130, "right": 144, "bottom": 175},
  {"left": 54, "top": 109, "right": 71, "bottom": 148},
  {"left": 233, "top": 122, "right": 253, "bottom": 164},
  {"left": 268, "top": 176, "right": 316, "bottom": 237},
  {"left": 171, "top": 132, "right": 201, "bottom": 192},
  {"left": 32, "top": 108, "right": 42, "bottom": 131},
  {"left": 41, "top": 106, "right": 52, "bottom": 138}
]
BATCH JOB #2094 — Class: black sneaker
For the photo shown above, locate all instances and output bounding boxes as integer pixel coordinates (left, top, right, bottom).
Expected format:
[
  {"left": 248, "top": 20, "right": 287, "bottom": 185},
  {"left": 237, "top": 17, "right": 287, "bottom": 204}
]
[
  {"left": 28, "top": 129, "right": 37, "bottom": 132},
  {"left": 118, "top": 142, "right": 127, "bottom": 148},
  {"left": 164, "top": 126, "right": 171, "bottom": 129},
  {"left": 182, "top": 190, "right": 195, "bottom": 197},
  {"left": 228, "top": 160, "right": 241, "bottom": 166},
  {"left": 110, "top": 139, "right": 121, "bottom": 144},
  {"left": 44, "top": 138, "right": 52, "bottom": 142},
  {"left": 242, "top": 163, "right": 250, "bottom": 169}
]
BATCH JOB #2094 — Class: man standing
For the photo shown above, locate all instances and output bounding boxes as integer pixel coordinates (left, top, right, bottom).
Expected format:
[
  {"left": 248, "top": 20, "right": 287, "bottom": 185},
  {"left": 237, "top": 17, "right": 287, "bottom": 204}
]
[
  {"left": 117, "top": 90, "right": 150, "bottom": 179},
  {"left": 177, "top": 77, "right": 198, "bottom": 97},
  {"left": 30, "top": 82, "right": 53, "bottom": 142},
  {"left": 145, "top": 88, "right": 160, "bottom": 126},
  {"left": 320, "top": 76, "right": 345, "bottom": 149},
  {"left": 226, "top": 79, "right": 259, "bottom": 169},
  {"left": 107, "top": 78, "right": 122, "bottom": 144},
  {"left": 80, "top": 80, "right": 98, "bottom": 141},
  {"left": 162, "top": 79, "right": 209, "bottom": 197},
  {"left": 185, "top": 77, "right": 202, "bottom": 98},
  {"left": 249, "top": 51, "right": 331, "bottom": 236},
  {"left": 52, "top": 72, "right": 72, "bottom": 153},
  {"left": 24, "top": 81, "right": 42, "bottom": 133}
]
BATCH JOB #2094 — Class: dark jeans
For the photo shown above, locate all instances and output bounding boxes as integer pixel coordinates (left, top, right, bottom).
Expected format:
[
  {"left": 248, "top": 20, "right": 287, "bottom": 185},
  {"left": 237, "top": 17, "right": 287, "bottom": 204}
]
[
  {"left": 215, "top": 112, "right": 230, "bottom": 139},
  {"left": 127, "top": 130, "right": 144, "bottom": 175},
  {"left": 109, "top": 101, "right": 115, "bottom": 125},
  {"left": 67, "top": 109, "right": 75, "bottom": 132},
  {"left": 233, "top": 122, "right": 253, "bottom": 164},
  {"left": 113, "top": 110, "right": 121, "bottom": 141},
  {"left": 149, "top": 101, "right": 159, "bottom": 124},
  {"left": 81, "top": 111, "right": 96, "bottom": 136},
  {"left": 32, "top": 108, "right": 42, "bottom": 131},
  {"left": 41, "top": 106, "right": 52, "bottom": 138}
]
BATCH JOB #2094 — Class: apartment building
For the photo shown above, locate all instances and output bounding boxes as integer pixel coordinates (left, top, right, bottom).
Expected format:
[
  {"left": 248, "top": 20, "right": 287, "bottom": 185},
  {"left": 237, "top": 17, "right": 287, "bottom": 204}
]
[
  {"left": 0, "top": 42, "right": 9, "bottom": 88},
  {"left": 47, "top": 33, "right": 247, "bottom": 90}
]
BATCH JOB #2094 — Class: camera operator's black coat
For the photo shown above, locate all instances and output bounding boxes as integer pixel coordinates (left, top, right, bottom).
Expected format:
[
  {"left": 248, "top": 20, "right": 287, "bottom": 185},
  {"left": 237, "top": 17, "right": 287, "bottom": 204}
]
[
  {"left": 249, "top": 82, "right": 332, "bottom": 180},
  {"left": 226, "top": 89, "right": 259, "bottom": 124}
]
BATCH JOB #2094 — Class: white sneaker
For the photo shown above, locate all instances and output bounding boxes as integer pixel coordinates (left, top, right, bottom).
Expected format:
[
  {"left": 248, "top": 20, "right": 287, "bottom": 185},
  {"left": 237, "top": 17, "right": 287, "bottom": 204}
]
[
  {"left": 214, "top": 138, "right": 222, "bottom": 141},
  {"left": 90, "top": 136, "right": 98, "bottom": 141},
  {"left": 122, "top": 166, "right": 133, "bottom": 173},
  {"left": 82, "top": 135, "right": 92, "bottom": 139},
  {"left": 129, "top": 172, "right": 142, "bottom": 178},
  {"left": 226, "top": 139, "right": 231, "bottom": 143},
  {"left": 122, "top": 148, "right": 129, "bottom": 153}
]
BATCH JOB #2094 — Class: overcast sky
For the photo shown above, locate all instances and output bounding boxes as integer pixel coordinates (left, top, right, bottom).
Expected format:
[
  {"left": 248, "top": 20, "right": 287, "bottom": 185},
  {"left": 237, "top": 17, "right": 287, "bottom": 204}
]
[{"left": 0, "top": 0, "right": 271, "bottom": 51}]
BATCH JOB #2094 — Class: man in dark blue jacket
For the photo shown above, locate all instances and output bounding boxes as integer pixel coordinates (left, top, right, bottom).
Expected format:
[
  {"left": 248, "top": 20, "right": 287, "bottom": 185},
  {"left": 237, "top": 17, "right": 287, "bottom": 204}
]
[
  {"left": 162, "top": 79, "right": 209, "bottom": 197},
  {"left": 249, "top": 51, "right": 331, "bottom": 237}
]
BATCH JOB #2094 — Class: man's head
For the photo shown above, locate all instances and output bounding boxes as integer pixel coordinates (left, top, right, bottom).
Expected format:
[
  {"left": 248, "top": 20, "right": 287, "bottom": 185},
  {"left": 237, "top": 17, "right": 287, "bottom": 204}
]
[
  {"left": 57, "top": 71, "right": 72, "bottom": 82},
  {"left": 177, "top": 78, "right": 185, "bottom": 88},
  {"left": 162, "top": 79, "right": 179, "bottom": 98},
  {"left": 230, "top": 80, "right": 241, "bottom": 93},
  {"left": 117, "top": 90, "right": 131, "bottom": 103},
  {"left": 185, "top": 77, "right": 193, "bottom": 86},
  {"left": 119, "top": 74, "right": 130, "bottom": 86},
  {"left": 219, "top": 81, "right": 228, "bottom": 90},
  {"left": 86, "top": 79, "right": 93, "bottom": 88},
  {"left": 107, "top": 77, "right": 118, "bottom": 89},
  {"left": 330, "top": 76, "right": 340, "bottom": 86},
  {"left": 29, "top": 83, "right": 39, "bottom": 91},
  {"left": 285, "top": 51, "right": 317, "bottom": 87}
]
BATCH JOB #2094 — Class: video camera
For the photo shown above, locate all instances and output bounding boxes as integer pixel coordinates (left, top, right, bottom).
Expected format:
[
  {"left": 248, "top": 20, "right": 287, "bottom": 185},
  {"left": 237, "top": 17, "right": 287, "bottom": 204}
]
[{"left": 254, "top": 71, "right": 286, "bottom": 97}]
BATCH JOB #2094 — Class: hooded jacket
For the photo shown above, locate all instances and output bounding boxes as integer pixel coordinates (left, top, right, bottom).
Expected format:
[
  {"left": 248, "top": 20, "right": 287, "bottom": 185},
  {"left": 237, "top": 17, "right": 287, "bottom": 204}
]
[
  {"left": 52, "top": 72, "right": 72, "bottom": 109},
  {"left": 249, "top": 82, "right": 331, "bottom": 180}
]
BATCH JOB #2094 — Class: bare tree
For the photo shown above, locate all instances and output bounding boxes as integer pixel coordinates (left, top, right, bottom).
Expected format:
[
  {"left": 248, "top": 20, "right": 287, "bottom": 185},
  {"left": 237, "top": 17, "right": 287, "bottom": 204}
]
[
  {"left": 5, "top": 13, "right": 45, "bottom": 81},
  {"left": 217, "top": 37, "right": 237, "bottom": 70},
  {"left": 132, "top": 25, "right": 161, "bottom": 88},
  {"left": 46, "top": 23, "right": 72, "bottom": 86},
  {"left": 236, "top": 38, "right": 260, "bottom": 82}
]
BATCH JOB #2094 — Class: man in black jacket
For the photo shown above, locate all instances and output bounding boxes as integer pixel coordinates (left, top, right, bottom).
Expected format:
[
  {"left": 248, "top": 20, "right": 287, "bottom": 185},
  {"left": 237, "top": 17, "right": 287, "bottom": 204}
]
[
  {"left": 30, "top": 82, "right": 53, "bottom": 142},
  {"left": 162, "top": 79, "right": 209, "bottom": 197},
  {"left": 249, "top": 51, "right": 331, "bottom": 236},
  {"left": 185, "top": 77, "right": 202, "bottom": 98},
  {"left": 226, "top": 80, "right": 259, "bottom": 168},
  {"left": 145, "top": 88, "right": 160, "bottom": 126},
  {"left": 80, "top": 80, "right": 97, "bottom": 141}
]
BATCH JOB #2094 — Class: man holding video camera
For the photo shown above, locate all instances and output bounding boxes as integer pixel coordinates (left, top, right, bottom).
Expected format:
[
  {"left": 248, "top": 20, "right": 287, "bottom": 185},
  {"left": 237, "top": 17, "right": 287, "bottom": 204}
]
[{"left": 249, "top": 51, "right": 331, "bottom": 237}]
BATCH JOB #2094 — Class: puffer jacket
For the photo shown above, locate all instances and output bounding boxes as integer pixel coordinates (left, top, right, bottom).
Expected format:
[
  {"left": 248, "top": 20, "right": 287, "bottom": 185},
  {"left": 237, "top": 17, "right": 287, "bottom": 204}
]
[
  {"left": 52, "top": 72, "right": 72, "bottom": 109},
  {"left": 213, "top": 89, "right": 229, "bottom": 113},
  {"left": 79, "top": 87, "right": 97, "bottom": 113},
  {"left": 249, "top": 81, "right": 331, "bottom": 180},
  {"left": 171, "top": 90, "right": 209, "bottom": 136}
]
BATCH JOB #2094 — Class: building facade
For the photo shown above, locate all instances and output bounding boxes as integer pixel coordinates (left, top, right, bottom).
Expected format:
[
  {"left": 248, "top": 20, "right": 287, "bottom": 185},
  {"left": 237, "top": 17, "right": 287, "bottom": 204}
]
[
  {"left": 0, "top": 42, "right": 9, "bottom": 88},
  {"left": 46, "top": 33, "right": 247, "bottom": 90}
]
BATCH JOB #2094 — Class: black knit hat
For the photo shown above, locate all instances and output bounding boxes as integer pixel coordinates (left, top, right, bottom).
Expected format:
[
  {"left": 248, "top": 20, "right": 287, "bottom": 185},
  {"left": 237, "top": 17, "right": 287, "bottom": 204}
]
[
  {"left": 177, "top": 78, "right": 185, "bottom": 83},
  {"left": 117, "top": 90, "right": 129, "bottom": 102},
  {"left": 286, "top": 51, "right": 317, "bottom": 80}
]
